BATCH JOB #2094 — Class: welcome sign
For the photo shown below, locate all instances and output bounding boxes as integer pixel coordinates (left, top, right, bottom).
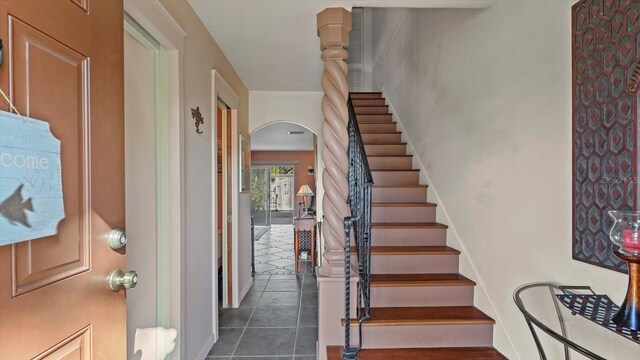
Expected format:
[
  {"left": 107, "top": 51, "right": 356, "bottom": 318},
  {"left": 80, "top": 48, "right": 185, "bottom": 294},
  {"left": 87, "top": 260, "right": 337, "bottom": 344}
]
[{"left": 0, "top": 110, "right": 64, "bottom": 245}]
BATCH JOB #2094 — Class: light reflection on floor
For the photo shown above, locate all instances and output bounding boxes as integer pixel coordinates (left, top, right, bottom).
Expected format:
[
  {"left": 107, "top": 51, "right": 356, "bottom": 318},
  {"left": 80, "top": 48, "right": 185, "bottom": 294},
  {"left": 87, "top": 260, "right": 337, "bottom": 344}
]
[{"left": 254, "top": 225, "right": 296, "bottom": 274}]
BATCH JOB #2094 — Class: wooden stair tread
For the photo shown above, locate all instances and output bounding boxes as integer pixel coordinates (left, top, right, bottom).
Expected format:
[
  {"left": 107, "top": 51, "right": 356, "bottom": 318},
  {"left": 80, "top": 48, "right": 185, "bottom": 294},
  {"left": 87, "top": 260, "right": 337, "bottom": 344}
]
[
  {"left": 371, "top": 273, "right": 475, "bottom": 287},
  {"left": 362, "top": 131, "right": 402, "bottom": 135},
  {"left": 367, "top": 155, "right": 412, "bottom": 157},
  {"left": 372, "top": 222, "right": 448, "bottom": 229},
  {"left": 372, "top": 184, "right": 426, "bottom": 188},
  {"left": 351, "top": 246, "right": 459, "bottom": 255},
  {"left": 327, "top": 346, "right": 507, "bottom": 360},
  {"left": 365, "top": 142, "right": 407, "bottom": 145},
  {"left": 372, "top": 202, "right": 436, "bottom": 207},
  {"left": 343, "top": 306, "right": 495, "bottom": 326},
  {"left": 370, "top": 168, "right": 417, "bottom": 172}
]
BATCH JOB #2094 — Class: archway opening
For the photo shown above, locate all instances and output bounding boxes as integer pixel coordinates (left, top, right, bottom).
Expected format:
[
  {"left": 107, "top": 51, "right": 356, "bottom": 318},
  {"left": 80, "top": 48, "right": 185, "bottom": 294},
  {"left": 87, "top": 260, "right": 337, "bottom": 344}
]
[{"left": 249, "top": 121, "right": 318, "bottom": 275}]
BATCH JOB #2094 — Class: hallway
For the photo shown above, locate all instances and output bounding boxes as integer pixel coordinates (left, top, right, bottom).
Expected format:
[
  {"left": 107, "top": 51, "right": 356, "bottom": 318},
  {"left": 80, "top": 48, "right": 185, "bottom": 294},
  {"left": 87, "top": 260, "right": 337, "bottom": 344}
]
[
  {"left": 254, "top": 225, "right": 296, "bottom": 274},
  {"left": 207, "top": 272, "right": 318, "bottom": 359}
]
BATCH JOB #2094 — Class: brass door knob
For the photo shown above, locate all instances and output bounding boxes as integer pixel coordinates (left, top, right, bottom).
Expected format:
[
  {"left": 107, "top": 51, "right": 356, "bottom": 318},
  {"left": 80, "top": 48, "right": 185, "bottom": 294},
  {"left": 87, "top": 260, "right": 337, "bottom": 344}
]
[{"left": 107, "top": 269, "right": 139, "bottom": 291}]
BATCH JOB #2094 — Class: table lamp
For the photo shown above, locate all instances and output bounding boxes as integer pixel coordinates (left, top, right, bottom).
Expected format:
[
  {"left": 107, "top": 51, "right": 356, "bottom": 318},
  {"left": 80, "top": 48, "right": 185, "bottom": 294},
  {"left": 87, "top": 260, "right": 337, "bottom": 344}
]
[{"left": 296, "top": 184, "right": 314, "bottom": 217}]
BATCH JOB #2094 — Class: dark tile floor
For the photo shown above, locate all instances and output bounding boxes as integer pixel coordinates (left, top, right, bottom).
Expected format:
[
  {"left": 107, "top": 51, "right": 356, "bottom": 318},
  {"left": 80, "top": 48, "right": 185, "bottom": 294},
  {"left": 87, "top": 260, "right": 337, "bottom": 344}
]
[{"left": 207, "top": 271, "right": 318, "bottom": 359}]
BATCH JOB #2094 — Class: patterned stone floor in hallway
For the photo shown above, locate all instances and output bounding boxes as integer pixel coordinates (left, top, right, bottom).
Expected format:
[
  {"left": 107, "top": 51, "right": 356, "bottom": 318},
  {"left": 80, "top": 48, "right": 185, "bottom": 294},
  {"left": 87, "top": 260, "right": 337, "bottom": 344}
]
[
  {"left": 254, "top": 225, "right": 296, "bottom": 275},
  {"left": 206, "top": 272, "right": 318, "bottom": 359}
]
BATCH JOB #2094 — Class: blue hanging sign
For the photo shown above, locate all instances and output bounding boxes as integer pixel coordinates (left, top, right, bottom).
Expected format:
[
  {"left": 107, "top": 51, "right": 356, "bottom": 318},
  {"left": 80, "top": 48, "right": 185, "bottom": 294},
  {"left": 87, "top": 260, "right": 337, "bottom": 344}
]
[{"left": 0, "top": 110, "right": 64, "bottom": 245}]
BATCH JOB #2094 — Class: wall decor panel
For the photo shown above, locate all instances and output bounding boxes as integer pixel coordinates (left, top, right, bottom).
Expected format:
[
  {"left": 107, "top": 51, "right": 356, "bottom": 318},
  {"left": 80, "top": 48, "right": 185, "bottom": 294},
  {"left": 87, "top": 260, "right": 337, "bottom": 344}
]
[{"left": 572, "top": 0, "right": 640, "bottom": 272}]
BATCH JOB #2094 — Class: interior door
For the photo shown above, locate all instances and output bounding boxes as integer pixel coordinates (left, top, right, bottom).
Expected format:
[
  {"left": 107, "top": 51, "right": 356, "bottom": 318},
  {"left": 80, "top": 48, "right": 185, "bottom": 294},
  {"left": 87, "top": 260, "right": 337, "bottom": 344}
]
[
  {"left": 0, "top": 1, "right": 126, "bottom": 359},
  {"left": 220, "top": 104, "right": 233, "bottom": 307}
]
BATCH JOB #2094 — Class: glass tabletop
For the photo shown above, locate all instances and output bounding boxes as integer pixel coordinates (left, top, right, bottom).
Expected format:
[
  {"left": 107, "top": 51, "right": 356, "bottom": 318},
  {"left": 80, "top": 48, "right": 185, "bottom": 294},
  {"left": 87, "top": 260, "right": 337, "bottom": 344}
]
[{"left": 514, "top": 282, "right": 640, "bottom": 360}]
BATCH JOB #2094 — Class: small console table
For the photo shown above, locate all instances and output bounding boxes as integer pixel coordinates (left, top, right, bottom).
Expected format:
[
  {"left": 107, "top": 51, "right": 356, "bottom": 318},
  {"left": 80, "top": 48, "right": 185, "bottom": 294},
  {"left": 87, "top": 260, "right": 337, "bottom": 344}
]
[
  {"left": 293, "top": 216, "right": 315, "bottom": 274},
  {"left": 514, "top": 282, "right": 640, "bottom": 359}
]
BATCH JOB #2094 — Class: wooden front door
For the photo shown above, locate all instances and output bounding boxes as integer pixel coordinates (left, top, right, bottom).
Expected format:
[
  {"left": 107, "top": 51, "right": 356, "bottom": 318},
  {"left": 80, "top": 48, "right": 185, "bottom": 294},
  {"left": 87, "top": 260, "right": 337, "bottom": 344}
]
[{"left": 0, "top": 1, "right": 125, "bottom": 359}]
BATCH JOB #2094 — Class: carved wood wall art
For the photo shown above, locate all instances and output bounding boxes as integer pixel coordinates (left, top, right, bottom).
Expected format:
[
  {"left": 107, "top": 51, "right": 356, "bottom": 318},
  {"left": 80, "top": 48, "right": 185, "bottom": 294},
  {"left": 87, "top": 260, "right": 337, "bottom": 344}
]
[{"left": 572, "top": 0, "right": 640, "bottom": 273}]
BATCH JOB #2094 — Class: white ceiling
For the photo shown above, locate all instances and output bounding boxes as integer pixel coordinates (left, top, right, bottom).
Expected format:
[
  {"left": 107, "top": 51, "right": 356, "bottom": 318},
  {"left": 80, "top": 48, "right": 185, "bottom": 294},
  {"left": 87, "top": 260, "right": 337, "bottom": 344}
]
[
  {"left": 251, "top": 122, "right": 315, "bottom": 151},
  {"left": 188, "top": 0, "right": 498, "bottom": 91}
]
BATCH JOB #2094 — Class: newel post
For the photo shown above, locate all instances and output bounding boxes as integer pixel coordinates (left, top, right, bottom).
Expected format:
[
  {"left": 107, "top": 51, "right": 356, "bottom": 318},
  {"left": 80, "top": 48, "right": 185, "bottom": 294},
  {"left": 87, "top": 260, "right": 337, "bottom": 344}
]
[
  {"left": 317, "top": 7, "right": 352, "bottom": 277},
  {"left": 316, "top": 8, "right": 357, "bottom": 360}
]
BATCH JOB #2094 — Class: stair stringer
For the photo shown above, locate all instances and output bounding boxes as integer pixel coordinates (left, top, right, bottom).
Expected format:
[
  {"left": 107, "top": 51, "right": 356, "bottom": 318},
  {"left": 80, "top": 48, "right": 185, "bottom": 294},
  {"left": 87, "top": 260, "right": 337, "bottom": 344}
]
[{"left": 381, "top": 87, "right": 520, "bottom": 360}]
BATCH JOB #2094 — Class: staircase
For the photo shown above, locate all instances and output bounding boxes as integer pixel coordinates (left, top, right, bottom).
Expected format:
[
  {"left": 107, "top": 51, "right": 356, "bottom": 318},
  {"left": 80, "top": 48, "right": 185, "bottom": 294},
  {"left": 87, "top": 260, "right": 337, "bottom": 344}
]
[{"left": 327, "top": 92, "right": 507, "bottom": 359}]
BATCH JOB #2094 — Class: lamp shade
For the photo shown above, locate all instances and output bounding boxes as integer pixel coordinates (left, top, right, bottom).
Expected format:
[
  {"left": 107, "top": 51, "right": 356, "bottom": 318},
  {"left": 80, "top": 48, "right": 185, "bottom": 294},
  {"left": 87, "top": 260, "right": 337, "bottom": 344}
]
[{"left": 296, "top": 184, "right": 314, "bottom": 196}]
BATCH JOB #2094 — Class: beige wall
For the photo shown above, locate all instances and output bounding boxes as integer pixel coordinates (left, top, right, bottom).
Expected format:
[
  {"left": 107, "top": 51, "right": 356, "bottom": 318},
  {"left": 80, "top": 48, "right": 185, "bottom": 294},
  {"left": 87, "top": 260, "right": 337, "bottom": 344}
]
[
  {"left": 158, "top": 1, "right": 249, "bottom": 359},
  {"left": 372, "top": 2, "right": 635, "bottom": 359}
]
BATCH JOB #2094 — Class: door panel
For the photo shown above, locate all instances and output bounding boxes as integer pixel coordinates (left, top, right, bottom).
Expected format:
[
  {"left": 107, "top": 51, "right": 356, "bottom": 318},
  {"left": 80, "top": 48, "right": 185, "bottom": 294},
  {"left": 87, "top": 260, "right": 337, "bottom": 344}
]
[
  {"left": 69, "top": 0, "right": 88, "bottom": 13},
  {"left": 0, "top": 1, "right": 125, "bottom": 359},
  {"left": 10, "top": 15, "right": 90, "bottom": 296},
  {"left": 36, "top": 326, "right": 91, "bottom": 360}
]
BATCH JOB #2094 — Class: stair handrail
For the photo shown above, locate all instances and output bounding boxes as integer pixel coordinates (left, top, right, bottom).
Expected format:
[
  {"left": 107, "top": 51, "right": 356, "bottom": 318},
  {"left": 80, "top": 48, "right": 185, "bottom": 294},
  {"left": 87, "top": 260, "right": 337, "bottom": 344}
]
[{"left": 343, "top": 95, "right": 374, "bottom": 360}]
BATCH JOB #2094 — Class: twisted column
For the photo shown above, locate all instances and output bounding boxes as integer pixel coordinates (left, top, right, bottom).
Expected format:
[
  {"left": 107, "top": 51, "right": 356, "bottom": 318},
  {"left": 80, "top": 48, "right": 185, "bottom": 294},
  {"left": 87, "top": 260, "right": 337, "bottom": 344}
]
[{"left": 317, "top": 8, "right": 352, "bottom": 277}]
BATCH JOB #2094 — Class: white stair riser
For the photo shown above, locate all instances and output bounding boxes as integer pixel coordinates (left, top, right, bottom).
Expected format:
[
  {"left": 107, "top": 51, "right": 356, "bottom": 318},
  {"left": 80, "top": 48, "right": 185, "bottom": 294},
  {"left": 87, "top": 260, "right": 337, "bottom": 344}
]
[
  {"left": 372, "top": 187, "right": 427, "bottom": 203},
  {"left": 352, "top": 99, "right": 386, "bottom": 106},
  {"left": 348, "top": 324, "right": 494, "bottom": 349},
  {"left": 359, "top": 123, "right": 397, "bottom": 133},
  {"left": 351, "top": 93, "right": 383, "bottom": 100},
  {"left": 355, "top": 106, "right": 389, "bottom": 115},
  {"left": 357, "top": 114, "right": 393, "bottom": 123},
  {"left": 371, "top": 171, "right": 417, "bottom": 184},
  {"left": 372, "top": 206, "right": 436, "bottom": 223},
  {"left": 372, "top": 227, "right": 447, "bottom": 246},
  {"left": 368, "top": 157, "right": 413, "bottom": 170},
  {"left": 371, "top": 286, "right": 474, "bottom": 307},
  {"left": 362, "top": 133, "right": 402, "bottom": 144},
  {"left": 365, "top": 254, "right": 459, "bottom": 274}
]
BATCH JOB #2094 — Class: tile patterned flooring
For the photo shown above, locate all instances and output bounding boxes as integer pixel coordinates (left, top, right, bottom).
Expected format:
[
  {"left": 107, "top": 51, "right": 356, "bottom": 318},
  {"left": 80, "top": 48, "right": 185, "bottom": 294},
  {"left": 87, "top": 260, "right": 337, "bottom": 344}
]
[
  {"left": 254, "top": 225, "right": 297, "bottom": 275},
  {"left": 206, "top": 272, "right": 318, "bottom": 359}
]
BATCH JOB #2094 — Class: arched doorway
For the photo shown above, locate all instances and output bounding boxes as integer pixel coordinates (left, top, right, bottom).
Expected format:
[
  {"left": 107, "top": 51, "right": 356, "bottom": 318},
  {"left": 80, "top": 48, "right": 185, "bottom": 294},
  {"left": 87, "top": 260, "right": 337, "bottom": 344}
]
[{"left": 249, "top": 122, "right": 318, "bottom": 274}]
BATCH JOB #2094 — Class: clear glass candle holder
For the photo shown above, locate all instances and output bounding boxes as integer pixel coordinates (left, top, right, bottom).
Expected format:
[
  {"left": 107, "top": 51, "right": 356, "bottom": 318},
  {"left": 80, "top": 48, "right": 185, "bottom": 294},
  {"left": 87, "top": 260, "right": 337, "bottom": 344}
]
[
  {"left": 607, "top": 210, "right": 640, "bottom": 331},
  {"left": 607, "top": 210, "right": 640, "bottom": 257}
]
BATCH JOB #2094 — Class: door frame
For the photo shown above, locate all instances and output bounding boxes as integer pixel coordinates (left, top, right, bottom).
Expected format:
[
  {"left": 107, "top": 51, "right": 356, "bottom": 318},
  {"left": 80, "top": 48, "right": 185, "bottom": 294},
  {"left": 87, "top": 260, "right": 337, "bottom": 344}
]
[
  {"left": 123, "top": 1, "right": 186, "bottom": 358},
  {"left": 211, "top": 71, "right": 240, "bottom": 325}
]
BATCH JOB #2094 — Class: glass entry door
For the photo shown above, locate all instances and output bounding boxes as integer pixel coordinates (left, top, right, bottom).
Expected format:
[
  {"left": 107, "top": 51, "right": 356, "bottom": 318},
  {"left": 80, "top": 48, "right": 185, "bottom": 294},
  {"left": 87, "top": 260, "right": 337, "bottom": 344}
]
[
  {"left": 250, "top": 165, "right": 295, "bottom": 233},
  {"left": 250, "top": 167, "right": 271, "bottom": 228}
]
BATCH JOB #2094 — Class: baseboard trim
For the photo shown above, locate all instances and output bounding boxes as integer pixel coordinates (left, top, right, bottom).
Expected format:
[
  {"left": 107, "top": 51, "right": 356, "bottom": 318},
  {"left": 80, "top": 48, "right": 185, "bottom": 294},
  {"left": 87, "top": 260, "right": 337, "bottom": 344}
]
[
  {"left": 196, "top": 332, "right": 216, "bottom": 360},
  {"left": 239, "top": 277, "right": 253, "bottom": 306}
]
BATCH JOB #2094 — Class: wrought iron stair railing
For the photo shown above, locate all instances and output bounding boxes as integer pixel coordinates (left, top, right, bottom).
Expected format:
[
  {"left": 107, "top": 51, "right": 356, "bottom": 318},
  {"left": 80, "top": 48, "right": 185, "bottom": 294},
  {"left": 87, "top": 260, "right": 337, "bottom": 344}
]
[{"left": 342, "top": 95, "right": 374, "bottom": 360}]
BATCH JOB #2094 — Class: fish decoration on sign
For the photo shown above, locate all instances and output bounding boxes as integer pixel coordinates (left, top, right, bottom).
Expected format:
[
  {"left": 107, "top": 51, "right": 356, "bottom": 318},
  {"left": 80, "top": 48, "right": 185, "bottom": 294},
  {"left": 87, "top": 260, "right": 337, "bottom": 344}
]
[{"left": 0, "top": 184, "right": 34, "bottom": 228}]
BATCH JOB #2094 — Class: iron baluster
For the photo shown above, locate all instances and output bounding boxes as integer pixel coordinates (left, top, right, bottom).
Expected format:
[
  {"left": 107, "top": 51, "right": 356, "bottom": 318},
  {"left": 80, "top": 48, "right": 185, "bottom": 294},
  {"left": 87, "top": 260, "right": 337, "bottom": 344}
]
[{"left": 343, "top": 95, "right": 374, "bottom": 360}]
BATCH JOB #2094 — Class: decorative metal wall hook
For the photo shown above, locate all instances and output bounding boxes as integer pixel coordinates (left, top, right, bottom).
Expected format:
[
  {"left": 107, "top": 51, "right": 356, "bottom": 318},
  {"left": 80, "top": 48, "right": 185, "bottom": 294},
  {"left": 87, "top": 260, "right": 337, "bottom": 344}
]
[{"left": 191, "top": 106, "right": 203, "bottom": 134}]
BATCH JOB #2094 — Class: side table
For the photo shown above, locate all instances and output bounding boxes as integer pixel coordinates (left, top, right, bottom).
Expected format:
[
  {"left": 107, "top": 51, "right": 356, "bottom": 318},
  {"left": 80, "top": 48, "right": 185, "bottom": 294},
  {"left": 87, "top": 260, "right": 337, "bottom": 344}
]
[{"left": 294, "top": 216, "right": 315, "bottom": 273}]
